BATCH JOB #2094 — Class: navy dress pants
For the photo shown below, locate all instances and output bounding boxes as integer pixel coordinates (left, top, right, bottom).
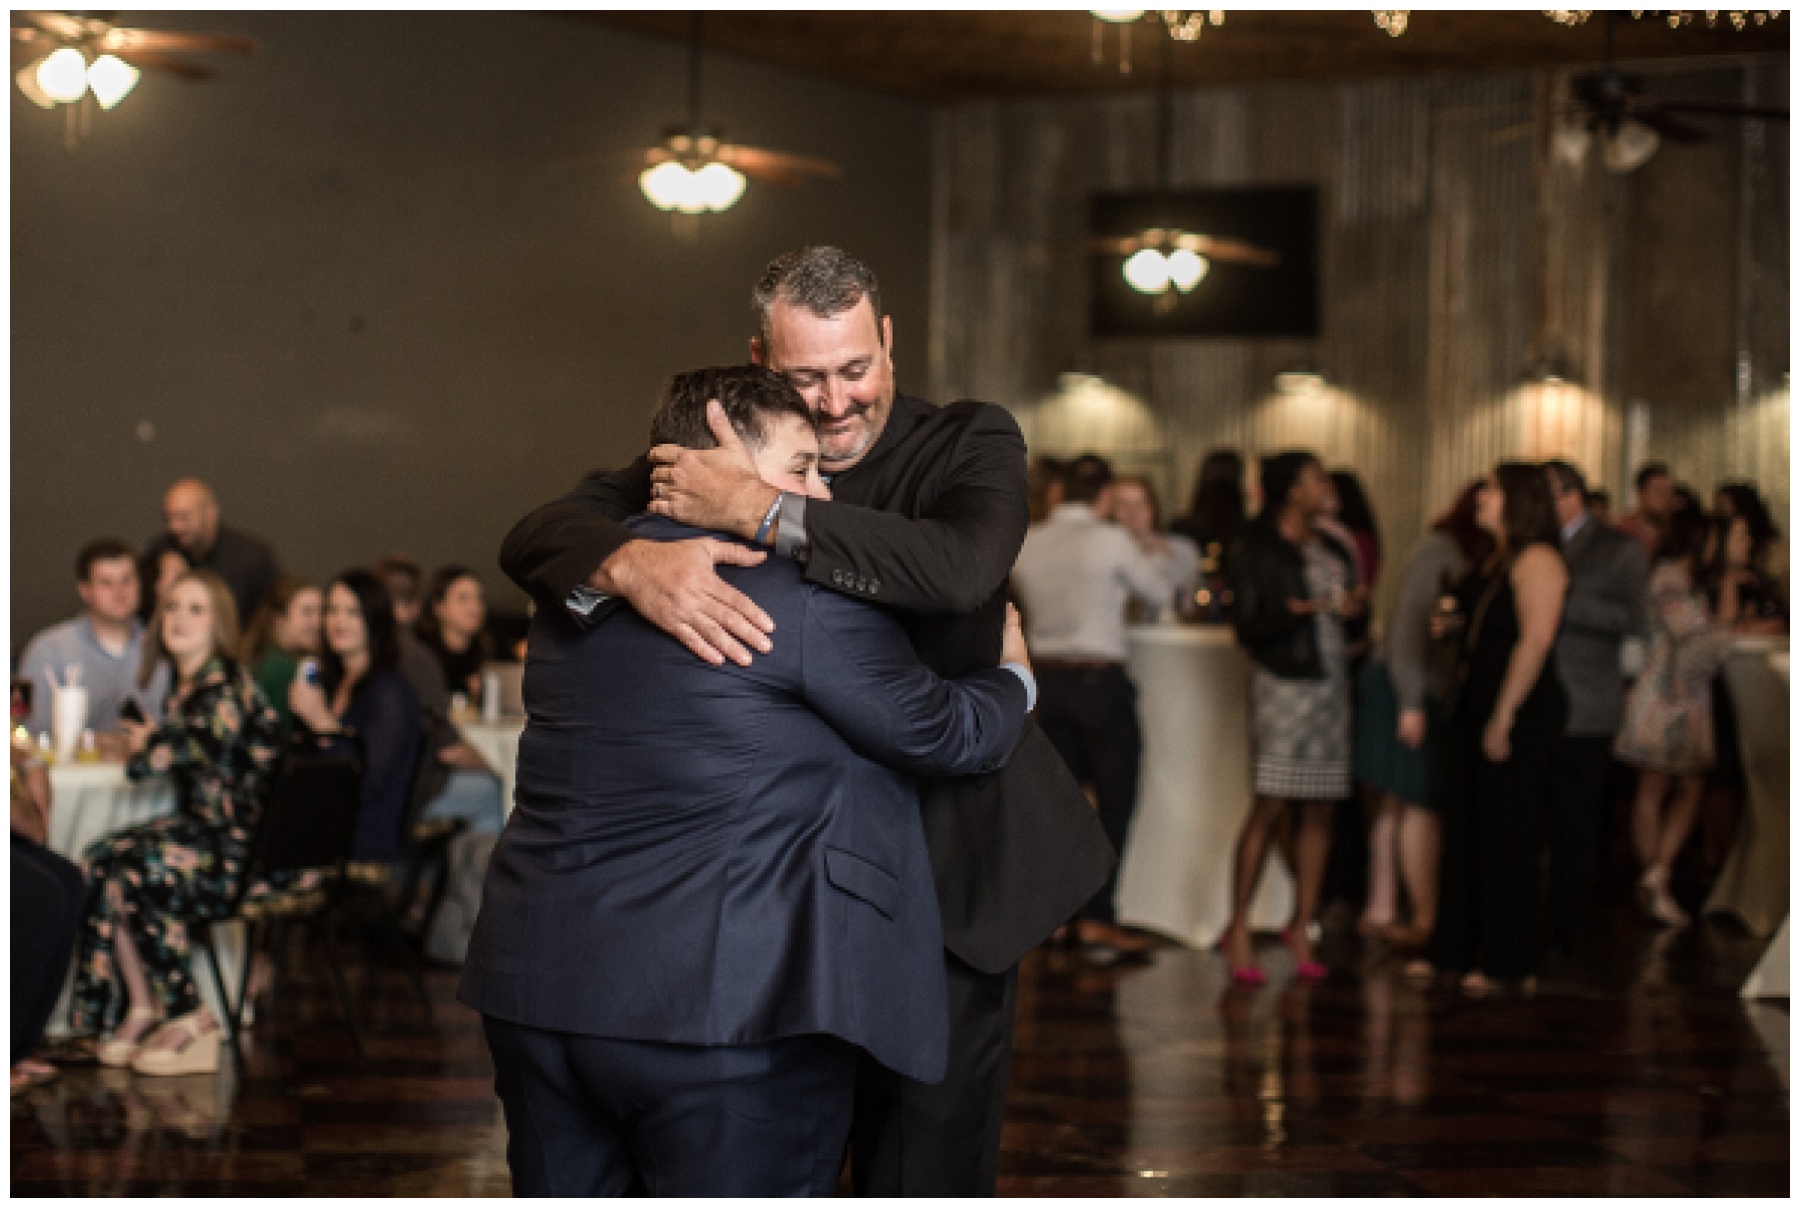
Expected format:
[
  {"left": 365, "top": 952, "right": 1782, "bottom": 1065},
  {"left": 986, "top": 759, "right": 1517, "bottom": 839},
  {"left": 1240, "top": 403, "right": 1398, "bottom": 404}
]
[{"left": 482, "top": 1016, "right": 857, "bottom": 1197}]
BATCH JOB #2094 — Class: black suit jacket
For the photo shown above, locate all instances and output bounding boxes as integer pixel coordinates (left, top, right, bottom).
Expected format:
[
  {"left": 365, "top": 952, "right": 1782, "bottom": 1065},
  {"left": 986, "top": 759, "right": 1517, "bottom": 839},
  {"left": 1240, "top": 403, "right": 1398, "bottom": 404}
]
[{"left": 499, "top": 392, "right": 1115, "bottom": 974}]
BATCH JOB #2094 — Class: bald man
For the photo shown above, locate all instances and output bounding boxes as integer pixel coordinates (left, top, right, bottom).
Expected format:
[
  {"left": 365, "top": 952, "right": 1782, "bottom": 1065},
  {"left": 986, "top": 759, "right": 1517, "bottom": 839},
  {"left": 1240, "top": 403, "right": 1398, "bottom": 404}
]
[{"left": 145, "top": 478, "right": 281, "bottom": 623}]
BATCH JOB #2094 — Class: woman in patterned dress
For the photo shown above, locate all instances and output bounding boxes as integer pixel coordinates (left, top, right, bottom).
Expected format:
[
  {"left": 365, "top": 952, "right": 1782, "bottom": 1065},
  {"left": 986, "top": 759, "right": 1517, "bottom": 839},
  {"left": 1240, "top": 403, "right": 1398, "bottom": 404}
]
[
  {"left": 1616, "top": 510, "right": 1735, "bottom": 927},
  {"left": 71, "top": 570, "right": 281, "bottom": 1077},
  {"left": 1222, "top": 451, "right": 1367, "bottom": 983}
]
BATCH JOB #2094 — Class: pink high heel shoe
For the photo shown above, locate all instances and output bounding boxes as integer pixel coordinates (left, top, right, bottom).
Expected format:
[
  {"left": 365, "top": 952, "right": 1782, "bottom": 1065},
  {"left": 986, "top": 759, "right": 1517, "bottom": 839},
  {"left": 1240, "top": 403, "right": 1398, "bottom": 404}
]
[
  {"left": 1280, "top": 928, "right": 1328, "bottom": 980},
  {"left": 1215, "top": 931, "right": 1266, "bottom": 985}
]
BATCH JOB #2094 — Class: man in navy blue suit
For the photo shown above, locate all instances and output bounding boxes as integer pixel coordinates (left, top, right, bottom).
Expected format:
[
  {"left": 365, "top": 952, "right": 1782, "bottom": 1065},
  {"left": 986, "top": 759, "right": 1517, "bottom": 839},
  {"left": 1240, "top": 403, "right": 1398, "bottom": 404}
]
[{"left": 459, "top": 366, "right": 1037, "bottom": 1197}]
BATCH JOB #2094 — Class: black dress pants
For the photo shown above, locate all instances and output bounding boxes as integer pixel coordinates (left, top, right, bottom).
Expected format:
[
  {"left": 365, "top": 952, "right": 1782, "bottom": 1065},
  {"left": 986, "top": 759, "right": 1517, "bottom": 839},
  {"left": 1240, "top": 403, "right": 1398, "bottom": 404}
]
[
  {"left": 11, "top": 834, "right": 88, "bottom": 1061},
  {"left": 851, "top": 954, "right": 1019, "bottom": 1197},
  {"left": 1429, "top": 731, "right": 1555, "bottom": 982},
  {"left": 1036, "top": 663, "right": 1142, "bottom": 925},
  {"left": 482, "top": 1017, "right": 857, "bottom": 1197},
  {"left": 1544, "top": 733, "right": 1614, "bottom": 951}
]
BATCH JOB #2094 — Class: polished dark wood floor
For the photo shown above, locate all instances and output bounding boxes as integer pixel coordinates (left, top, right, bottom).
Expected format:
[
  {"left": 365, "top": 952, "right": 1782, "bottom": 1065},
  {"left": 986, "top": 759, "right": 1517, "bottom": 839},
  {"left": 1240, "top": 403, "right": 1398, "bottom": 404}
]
[{"left": 13, "top": 904, "right": 1788, "bottom": 1197}]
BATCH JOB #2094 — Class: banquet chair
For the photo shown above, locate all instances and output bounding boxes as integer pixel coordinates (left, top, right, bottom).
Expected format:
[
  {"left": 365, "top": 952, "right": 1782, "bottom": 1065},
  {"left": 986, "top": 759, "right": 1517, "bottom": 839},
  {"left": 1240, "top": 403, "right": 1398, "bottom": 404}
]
[{"left": 188, "top": 733, "right": 367, "bottom": 1070}]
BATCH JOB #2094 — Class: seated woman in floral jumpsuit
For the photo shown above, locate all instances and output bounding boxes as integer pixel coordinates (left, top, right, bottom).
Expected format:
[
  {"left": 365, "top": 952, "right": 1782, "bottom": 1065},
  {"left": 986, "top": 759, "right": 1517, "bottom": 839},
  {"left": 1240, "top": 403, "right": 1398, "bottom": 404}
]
[{"left": 71, "top": 569, "right": 280, "bottom": 1077}]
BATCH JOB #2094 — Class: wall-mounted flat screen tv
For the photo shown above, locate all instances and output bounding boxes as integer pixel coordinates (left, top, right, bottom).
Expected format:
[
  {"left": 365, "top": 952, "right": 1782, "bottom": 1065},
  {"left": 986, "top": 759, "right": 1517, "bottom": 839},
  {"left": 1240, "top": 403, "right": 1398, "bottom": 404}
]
[{"left": 1090, "top": 186, "right": 1320, "bottom": 338}]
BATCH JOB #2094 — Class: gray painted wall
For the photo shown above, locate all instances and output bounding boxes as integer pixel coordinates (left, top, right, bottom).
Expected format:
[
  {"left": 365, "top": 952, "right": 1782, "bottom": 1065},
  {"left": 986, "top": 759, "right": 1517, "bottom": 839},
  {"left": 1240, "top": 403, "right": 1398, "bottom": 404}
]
[{"left": 12, "top": 12, "right": 933, "bottom": 646}]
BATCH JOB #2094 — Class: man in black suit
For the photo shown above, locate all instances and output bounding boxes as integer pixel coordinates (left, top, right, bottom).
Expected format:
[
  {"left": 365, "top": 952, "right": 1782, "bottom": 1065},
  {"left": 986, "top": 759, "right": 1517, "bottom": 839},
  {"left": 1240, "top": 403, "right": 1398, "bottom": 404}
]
[
  {"left": 500, "top": 247, "right": 1114, "bottom": 1196},
  {"left": 1542, "top": 460, "right": 1648, "bottom": 952},
  {"left": 464, "top": 367, "right": 1037, "bottom": 1195}
]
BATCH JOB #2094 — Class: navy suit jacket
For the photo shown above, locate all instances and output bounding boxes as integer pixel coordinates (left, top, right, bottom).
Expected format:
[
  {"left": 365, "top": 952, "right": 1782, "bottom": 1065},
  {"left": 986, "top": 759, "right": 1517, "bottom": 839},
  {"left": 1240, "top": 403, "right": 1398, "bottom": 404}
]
[{"left": 458, "top": 517, "right": 1028, "bottom": 1084}]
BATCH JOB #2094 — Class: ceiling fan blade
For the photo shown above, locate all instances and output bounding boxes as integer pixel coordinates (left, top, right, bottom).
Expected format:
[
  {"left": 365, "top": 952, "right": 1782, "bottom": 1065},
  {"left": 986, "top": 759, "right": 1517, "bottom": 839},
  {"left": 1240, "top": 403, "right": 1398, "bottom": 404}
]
[
  {"left": 113, "top": 49, "right": 220, "bottom": 82},
  {"left": 12, "top": 27, "right": 53, "bottom": 60},
  {"left": 1656, "top": 99, "right": 1790, "bottom": 122},
  {"left": 716, "top": 144, "right": 841, "bottom": 181},
  {"left": 1178, "top": 234, "right": 1281, "bottom": 267},
  {"left": 15, "top": 11, "right": 85, "bottom": 41},
  {"left": 105, "top": 28, "right": 259, "bottom": 56},
  {"left": 1080, "top": 235, "right": 1152, "bottom": 256},
  {"left": 1630, "top": 106, "right": 1708, "bottom": 144}
]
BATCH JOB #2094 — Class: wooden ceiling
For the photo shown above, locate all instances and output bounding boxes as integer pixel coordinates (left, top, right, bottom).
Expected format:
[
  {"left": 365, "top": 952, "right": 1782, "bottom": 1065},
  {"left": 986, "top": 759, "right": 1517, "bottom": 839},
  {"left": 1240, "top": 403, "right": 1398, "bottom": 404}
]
[{"left": 577, "top": 11, "right": 1789, "bottom": 100}]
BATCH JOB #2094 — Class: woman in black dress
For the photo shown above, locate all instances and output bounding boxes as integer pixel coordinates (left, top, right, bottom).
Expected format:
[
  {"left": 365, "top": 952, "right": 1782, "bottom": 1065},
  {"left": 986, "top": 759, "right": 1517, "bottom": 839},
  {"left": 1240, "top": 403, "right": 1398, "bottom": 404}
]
[{"left": 1412, "top": 463, "right": 1568, "bottom": 995}]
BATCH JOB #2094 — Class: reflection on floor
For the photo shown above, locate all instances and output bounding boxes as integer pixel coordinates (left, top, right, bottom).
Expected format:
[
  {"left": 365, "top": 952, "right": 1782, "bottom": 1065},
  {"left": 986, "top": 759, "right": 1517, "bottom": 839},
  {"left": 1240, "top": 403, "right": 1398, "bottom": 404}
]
[{"left": 12, "top": 904, "right": 1789, "bottom": 1196}]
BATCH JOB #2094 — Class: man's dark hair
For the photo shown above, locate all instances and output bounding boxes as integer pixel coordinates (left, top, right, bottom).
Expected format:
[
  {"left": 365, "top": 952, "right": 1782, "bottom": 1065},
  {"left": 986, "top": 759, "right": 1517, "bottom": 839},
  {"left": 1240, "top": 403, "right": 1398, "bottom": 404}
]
[
  {"left": 1061, "top": 454, "right": 1114, "bottom": 505},
  {"left": 650, "top": 365, "right": 814, "bottom": 452},
  {"left": 77, "top": 538, "right": 135, "bottom": 582},
  {"left": 372, "top": 554, "right": 424, "bottom": 608},
  {"left": 1634, "top": 461, "right": 1671, "bottom": 493},
  {"left": 1586, "top": 488, "right": 1611, "bottom": 508},
  {"left": 1542, "top": 459, "right": 1587, "bottom": 500},
  {"left": 751, "top": 247, "right": 883, "bottom": 352}
]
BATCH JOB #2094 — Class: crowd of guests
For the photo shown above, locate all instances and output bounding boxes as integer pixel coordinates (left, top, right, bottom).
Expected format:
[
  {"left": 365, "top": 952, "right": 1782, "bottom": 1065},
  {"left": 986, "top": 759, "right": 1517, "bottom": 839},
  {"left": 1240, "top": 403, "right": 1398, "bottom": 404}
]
[
  {"left": 1018, "top": 449, "right": 1786, "bottom": 994},
  {"left": 11, "top": 478, "right": 514, "bottom": 1089}
]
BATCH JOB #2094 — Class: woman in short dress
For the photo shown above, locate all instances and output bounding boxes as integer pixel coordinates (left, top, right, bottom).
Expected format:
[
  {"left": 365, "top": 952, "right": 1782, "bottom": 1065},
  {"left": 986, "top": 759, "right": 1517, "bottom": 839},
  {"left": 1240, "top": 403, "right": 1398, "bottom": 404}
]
[
  {"left": 1222, "top": 451, "right": 1367, "bottom": 983},
  {"left": 1616, "top": 509, "right": 1735, "bottom": 927}
]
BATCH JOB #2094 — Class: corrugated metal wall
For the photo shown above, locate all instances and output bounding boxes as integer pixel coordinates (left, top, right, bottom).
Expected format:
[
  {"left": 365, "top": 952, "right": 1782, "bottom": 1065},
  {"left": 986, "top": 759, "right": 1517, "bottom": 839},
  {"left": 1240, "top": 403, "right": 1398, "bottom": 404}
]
[{"left": 930, "top": 62, "right": 1789, "bottom": 621}]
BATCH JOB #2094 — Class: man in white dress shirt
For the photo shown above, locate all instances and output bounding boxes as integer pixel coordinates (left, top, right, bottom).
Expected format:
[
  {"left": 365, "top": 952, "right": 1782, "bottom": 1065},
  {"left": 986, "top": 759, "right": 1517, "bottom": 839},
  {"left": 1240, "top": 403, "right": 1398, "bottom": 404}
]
[{"left": 1011, "top": 454, "right": 1175, "bottom": 955}]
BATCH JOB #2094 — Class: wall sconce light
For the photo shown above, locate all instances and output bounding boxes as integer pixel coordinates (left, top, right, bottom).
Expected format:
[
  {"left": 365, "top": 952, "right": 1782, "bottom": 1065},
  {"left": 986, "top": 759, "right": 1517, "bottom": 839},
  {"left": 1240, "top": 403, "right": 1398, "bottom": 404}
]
[{"left": 1275, "top": 365, "right": 1327, "bottom": 394}]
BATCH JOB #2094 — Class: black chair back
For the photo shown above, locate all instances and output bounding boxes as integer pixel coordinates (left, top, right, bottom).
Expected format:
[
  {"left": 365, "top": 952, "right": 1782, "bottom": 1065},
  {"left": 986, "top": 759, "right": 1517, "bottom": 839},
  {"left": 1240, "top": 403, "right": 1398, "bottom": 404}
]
[{"left": 247, "top": 733, "right": 366, "bottom": 880}]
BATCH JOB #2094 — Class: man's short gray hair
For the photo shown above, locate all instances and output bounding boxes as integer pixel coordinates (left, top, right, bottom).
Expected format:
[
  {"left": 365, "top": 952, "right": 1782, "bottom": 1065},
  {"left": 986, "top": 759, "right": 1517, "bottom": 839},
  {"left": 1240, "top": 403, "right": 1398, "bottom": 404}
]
[{"left": 751, "top": 246, "right": 883, "bottom": 351}]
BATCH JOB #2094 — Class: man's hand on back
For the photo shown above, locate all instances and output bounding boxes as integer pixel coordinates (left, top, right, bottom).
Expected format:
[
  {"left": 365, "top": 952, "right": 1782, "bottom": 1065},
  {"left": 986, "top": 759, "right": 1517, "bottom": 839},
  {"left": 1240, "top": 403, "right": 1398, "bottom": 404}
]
[
  {"left": 647, "top": 400, "right": 780, "bottom": 541},
  {"left": 588, "top": 538, "right": 775, "bottom": 667}
]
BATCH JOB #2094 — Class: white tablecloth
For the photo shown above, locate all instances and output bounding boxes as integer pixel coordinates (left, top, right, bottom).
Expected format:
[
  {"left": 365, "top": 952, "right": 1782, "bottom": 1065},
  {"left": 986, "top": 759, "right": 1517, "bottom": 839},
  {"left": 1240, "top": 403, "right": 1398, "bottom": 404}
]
[
  {"left": 1703, "top": 636, "right": 1789, "bottom": 943},
  {"left": 43, "top": 763, "right": 243, "bottom": 1035},
  {"left": 457, "top": 715, "right": 525, "bottom": 815},
  {"left": 1115, "top": 624, "right": 1294, "bottom": 947}
]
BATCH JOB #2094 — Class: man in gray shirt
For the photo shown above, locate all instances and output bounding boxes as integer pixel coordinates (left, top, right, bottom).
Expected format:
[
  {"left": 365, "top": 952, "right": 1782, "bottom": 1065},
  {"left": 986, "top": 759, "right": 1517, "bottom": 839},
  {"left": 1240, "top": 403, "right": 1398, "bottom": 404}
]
[
  {"left": 1542, "top": 460, "right": 1648, "bottom": 953},
  {"left": 15, "top": 538, "right": 169, "bottom": 742}
]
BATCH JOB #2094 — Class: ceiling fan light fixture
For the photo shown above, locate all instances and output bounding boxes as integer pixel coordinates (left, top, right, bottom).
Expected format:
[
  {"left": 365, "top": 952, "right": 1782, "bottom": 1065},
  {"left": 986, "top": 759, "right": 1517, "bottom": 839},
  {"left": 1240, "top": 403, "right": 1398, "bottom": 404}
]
[
  {"left": 87, "top": 54, "right": 140, "bottom": 110},
  {"left": 1123, "top": 248, "right": 1172, "bottom": 294},
  {"left": 1091, "top": 10, "right": 1147, "bottom": 22},
  {"left": 36, "top": 47, "right": 90, "bottom": 104},
  {"left": 1166, "top": 248, "right": 1209, "bottom": 292},
  {"left": 1552, "top": 125, "right": 1594, "bottom": 168},
  {"left": 639, "top": 159, "right": 746, "bottom": 215},
  {"left": 15, "top": 60, "right": 57, "bottom": 109},
  {"left": 1602, "top": 119, "right": 1660, "bottom": 173}
]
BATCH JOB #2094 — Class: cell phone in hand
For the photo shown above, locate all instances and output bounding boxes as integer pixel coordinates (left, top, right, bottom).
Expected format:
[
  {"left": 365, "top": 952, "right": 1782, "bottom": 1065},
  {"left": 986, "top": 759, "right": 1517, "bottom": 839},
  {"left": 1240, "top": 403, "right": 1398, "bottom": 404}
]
[{"left": 119, "top": 697, "right": 146, "bottom": 725}]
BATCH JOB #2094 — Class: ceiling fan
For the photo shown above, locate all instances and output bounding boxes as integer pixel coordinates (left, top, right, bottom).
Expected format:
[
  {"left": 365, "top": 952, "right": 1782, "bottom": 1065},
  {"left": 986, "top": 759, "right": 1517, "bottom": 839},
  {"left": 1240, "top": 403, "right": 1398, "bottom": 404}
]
[
  {"left": 12, "top": 11, "right": 255, "bottom": 149},
  {"left": 1557, "top": 13, "right": 1787, "bottom": 172},
  {"left": 633, "top": 13, "right": 841, "bottom": 219}
]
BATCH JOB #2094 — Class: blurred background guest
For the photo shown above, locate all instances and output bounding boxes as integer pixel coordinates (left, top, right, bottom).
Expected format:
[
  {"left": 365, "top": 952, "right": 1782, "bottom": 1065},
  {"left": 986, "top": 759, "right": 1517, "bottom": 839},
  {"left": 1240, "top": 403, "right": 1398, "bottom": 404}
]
[
  {"left": 410, "top": 566, "right": 505, "bottom": 836},
  {"left": 12, "top": 739, "right": 86, "bottom": 1094},
  {"left": 1027, "top": 456, "right": 1067, "bottom": 525},
  {"left": 1616, "top": 510, "right": 1736, "bottom": 928},
  {"left": 1353, "top": 479, "right": 1491, "bottom": 950},
  {"left": 1106, "top": 474, "right": 1201, "bottom": 620},
  {"left": 416, "top": 566, "right": 493, "bottom": 704},
  {"left": 288, "top": 571, "right": 422, "bottom": 864},
  {"left": 16, "top": 538, "right": 168, "bottom": 747},
  {"left": 1616, "top": 462, "right": 1674, "bottom": 556},
  {"left": 1541, "top": 460, "right": 1647, "bottom": 955},
  {"left": 1328, "top": 469, "right": 1383, "bottom": 590},
  {"left": 1171, "top": 448, "right": 1248, "bottom": 592},
  {"left": 1012, "top": 454, "right": 1170, "bottom": 955},
  {"left": 137, "top": 547, "right": 191, "bottom": 627},
  {"left": 373, "top": 555, "right": 451, "bottom": 716},
  {"left": 144, "top": 479, "right": 281, "bottom": 627},
  {"left": 1586, "top": 488, "right": 1612, "bottom": 525},
  {"left": 1418, "top": 464, "right": 1567, "bottom": 996},
  {"left": 239, "top": 576, "right": 323, "bottom": 742},
  {"left": 1711, "top": 482, "right": 1787, "bottom": 632},
  {"left": 73, "top": 570, "right": 280, "bottom": 1077},
  {"left": 1221, "top": 451, "right": 1361, "bottom": 983}
]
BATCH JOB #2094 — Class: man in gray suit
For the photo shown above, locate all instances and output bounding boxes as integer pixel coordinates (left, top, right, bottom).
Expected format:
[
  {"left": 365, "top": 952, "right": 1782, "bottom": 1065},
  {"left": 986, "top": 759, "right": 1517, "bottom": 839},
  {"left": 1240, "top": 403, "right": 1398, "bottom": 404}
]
[{"left": 1542, "top": 460, "right": 1649, "bottom": 952}]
